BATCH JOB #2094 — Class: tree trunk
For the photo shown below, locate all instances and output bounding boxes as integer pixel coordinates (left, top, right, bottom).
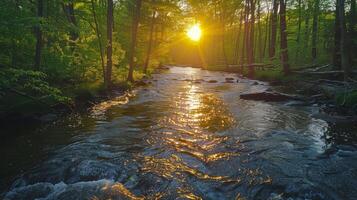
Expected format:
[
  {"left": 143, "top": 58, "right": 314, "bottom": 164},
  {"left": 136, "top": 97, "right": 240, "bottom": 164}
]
[
  {"left": 62, "top": 1, "right": 78, "bottom": 46},
  {"left": 304, "top": 2, "right": 311, "bottom": 52},
  {"left": 90, "top": 0, "right": 106, "bottom": 84},
  {"left": 269, "top": 0, "right": 278, "bottom": 60},
  {"left": 311, "top": 0, "right": 320, "bottom": 65},
  {"left": 221, "top": 2, "right": 228, "bottom": 66},
  {"left": 337, "top": 0, "right": 351, "bottom": 77},
  {"left": 350, "top": 0, "right": 356, "bottom": 61},
  {"left": 333, "top": 0, "right": 342, "bottom": 69},
  {"left": 257, "top": 0, "right": 263, "bottom": 62},
  {"left": 263, "top": 0, "right": 271, "bottom": 59},
  {"left": 127, "top": 0, "right": 142, "bottom": 82},
  {"left": 248, "top": 0, "right": 255, "bottom": 78},
  {"left": 279, "top": 0, "right": 290, "bottom": 75},
  {"left": 106, "top": 0, "right": 113, "bottom": 89},
  {"left": 34, "top": 0, "right": 43, "bottom": 70},
  {"left": 144, "top": 9, "right": 156, "bottom": 74},
  {"left": 295, "top": 0, "right": 302, "bottom": 62},
  {"left": 240, "top": 0, "right": 249, "bottom": 70},
  {"left": 234, "top": 11, "right": 244, "bottom": 65}
]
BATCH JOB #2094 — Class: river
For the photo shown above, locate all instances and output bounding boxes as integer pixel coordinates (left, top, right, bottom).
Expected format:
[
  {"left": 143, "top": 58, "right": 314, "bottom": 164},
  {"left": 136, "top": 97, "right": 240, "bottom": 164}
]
[{"left": 1, "top": 67, "right": 357, "bottom": 200}]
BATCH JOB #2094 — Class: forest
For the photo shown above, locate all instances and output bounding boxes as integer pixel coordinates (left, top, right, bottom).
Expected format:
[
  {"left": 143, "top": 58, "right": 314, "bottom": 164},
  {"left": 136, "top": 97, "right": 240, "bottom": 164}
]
[
  {"left": 1, "top": 0, "right": 357, "bottom": 199},
  {"left": 0, "top": 0, "right": 356, "bottom": 117}
]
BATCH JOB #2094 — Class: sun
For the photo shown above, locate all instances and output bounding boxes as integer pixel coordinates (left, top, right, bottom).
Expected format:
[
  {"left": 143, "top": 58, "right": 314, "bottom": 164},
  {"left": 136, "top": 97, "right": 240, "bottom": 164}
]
[{"left": 187, "top": 23, "right": 202, "bottom": 41}]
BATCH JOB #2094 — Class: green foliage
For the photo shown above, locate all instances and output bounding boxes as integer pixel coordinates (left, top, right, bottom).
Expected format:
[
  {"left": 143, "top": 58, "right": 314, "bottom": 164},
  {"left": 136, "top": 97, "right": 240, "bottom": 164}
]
[
  {"left": 335, "top": 90, "right": 357, "bottom": 107},
  {"left": 0, "top": 68, "right": 71, "bottom": 114}
]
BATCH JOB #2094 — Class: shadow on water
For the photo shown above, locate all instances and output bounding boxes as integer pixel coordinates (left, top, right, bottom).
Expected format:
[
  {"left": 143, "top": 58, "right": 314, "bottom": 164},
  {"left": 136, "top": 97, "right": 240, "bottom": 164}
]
[{"left": 1, "top": 67, "right": 357, "bottom": 199}]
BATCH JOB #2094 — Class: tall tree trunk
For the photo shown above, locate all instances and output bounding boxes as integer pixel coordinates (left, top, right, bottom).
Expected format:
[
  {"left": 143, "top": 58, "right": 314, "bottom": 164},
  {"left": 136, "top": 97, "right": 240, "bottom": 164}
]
[
  {"left": 106, "top": 0, "right": 113, "bottom": 89},
  {"left": 62, "top": 1, "right": 78, "bottom": 46},
  {"left": 295, "top": 0, "right": 302, "bottom": 62},
  {"left": 34, "top": 0, "right": 43, "bottom": 70},
  {"left": 269, "top": 0, "right": 278, "bottom": 60},
  {"left": 234, "top": 11, "right": 244, "bottom": 65},
  {"left": 144, "top": 9, "right": 156, "bottom": 74},
  {"left": 263, "top": 0, "right": 271, "bottom": 59},
  {"left": 90, "top": 0, "right": 106, "bottom": 83},
  {"left": 248, "top": 0, "right": 255, "bottom": 78},
  {"left": 311, "top": 0, "right": 320, "bottom": 65},
  {"left": 257, "top": 0, "right": 263, "bottom": 62},
  {"left": 333, "top": 0, "right": 342, "bottom": 69},
  {"left": 350, "top": 0, "right": 356, "bottom": 62},
  {"left": 220, "top": 1, "right": 228, "bottom": 66},
  {"left": 127, "top": 0, "right": 142, "bottom": 82},
  {"left": 240, "top": 0, "right": 249, "bottom": 70},
  {"left": 304, "top": 2, "right": 311, "bottom": 52},
  {"left": 337, "top": 0, "right": 351, "bottom": 77},
  {"left": 279, "top": 0, "right": 290, "bottom": 75}
]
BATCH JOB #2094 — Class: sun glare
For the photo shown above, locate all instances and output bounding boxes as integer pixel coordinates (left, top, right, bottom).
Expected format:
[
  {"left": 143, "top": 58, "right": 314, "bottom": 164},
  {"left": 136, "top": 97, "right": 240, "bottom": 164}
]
[{"left": 187, "top": 24, "right": 202, "bottom": 41}]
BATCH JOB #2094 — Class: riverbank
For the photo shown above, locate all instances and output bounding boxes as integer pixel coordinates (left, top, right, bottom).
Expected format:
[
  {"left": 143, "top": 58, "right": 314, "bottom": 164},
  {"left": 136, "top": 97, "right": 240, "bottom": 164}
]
[
  {"left": 0, "top": 72, "right": 152, "bottom": 137},
  {"left": 205, "top": 64, "right": 357, "bottom": 116}
]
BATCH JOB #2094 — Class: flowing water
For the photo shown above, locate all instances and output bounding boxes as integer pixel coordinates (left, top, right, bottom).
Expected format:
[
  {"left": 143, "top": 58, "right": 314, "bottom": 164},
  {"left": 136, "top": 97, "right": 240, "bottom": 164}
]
[{"left": 1, "top": 67, "right": 357, "bottom": 200}]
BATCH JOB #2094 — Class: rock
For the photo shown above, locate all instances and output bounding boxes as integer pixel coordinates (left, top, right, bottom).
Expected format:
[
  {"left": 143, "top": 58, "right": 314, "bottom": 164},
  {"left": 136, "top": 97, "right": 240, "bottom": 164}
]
[
  {"left": 208, "top": 80, "right": 218, "bottom": 83},
  {"left": 252, "top": 81, "right": 259, "bottom": 85},
  {"left": 225, "top": 80, "right": 235, "bottom": 83},
  {"left": 225, "top": 77, "right": 235, "bottom": 81},
  {"left": 240, "top": 91, "right": 301, "bottom": 102},
  {"left": 236, "top": 79, "right": 240, "bottom": 83}
]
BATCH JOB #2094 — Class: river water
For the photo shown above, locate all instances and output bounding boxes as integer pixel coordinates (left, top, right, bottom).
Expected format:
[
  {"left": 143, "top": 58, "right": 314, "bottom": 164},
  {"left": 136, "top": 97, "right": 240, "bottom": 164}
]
[{"left": 1, "top": 67, "right": 357, "bottom": 200}]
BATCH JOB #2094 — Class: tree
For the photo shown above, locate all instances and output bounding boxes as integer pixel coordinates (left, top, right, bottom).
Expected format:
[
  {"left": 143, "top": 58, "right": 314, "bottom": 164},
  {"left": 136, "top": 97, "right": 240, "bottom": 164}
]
[
  {"left": 62, "top": 0, "right": 78, "bottom": 49},
  {"left": 144, "top": 5, "right": 156, "bottom": 74},
  {"left": 333, "top": 0, "right": 342, "bottom": 69},
  {"left": 90, "top": 0, "right": 106, "bottom": 84},
  {"left": 311, "top": 0, "right": 320, "bottom": 65},
  {"left": 106, "top": 0, "right": 114, "bottom": 89},
  {"left": 247, "top": 0, "right": 255, "bottom": 78},
  {"left": 34, "top": 0, "right": 43, "bottom": 70},
  {"left": 127, "top": 0, "right": 143, "bottom": 82},
  {"left": 337, "top": 0, "right": 351, "bottom": 77},
  {"left": 280, "top": 0, "right": 290, "bottom": 75},
  {"left": 269, "top": 0, "right": 279, "bottom": 60}
]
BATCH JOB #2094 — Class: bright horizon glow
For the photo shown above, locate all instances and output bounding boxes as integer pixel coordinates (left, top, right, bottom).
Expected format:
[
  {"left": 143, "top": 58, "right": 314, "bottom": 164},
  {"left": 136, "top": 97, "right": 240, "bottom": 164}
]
[{"left": 187, "top": 24, "right": 201, "bottom": 41}]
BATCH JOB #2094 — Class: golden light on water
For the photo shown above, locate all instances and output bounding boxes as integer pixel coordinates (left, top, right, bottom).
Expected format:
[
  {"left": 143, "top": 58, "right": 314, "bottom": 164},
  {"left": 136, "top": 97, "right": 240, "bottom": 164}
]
[{"left": 186, "top": 23, "right": 202, "bottom": 41}]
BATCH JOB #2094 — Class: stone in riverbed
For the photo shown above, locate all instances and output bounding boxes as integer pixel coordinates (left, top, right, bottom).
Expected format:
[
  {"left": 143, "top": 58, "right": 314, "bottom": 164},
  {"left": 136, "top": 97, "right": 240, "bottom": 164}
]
[
  {"left": 225, "top": 80, "right": 235, "bottom": 83},
  {"left": 225, "top": 77, "right": 235, "bottom": 81},
  {"left": 208, "top": 80, "right": 218, "bottom": 83}
]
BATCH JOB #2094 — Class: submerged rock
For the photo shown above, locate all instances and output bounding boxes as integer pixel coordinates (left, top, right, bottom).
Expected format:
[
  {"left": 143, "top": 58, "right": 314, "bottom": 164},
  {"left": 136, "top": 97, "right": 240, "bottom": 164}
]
[
  {"left": 208, "top": 80, "right": 218, "bottom": 83},
  {"left": 225, "top": 77, "right": 235, "bottom": 81},
  {"left": 240, "top": 91, "right": 302, "bottom": 102}
]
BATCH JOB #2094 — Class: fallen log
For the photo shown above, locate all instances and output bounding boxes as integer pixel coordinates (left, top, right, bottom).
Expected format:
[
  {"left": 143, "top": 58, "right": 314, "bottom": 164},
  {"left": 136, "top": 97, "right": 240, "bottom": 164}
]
[
  {"left": 311, "top": 64, "right": 330, "bottom": 72},
  {"left": 292, "top": 70, "right": 357, "bottom": 75},
  {"left": 240, "top": 91, "right": 303, "bottom": 102}
]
